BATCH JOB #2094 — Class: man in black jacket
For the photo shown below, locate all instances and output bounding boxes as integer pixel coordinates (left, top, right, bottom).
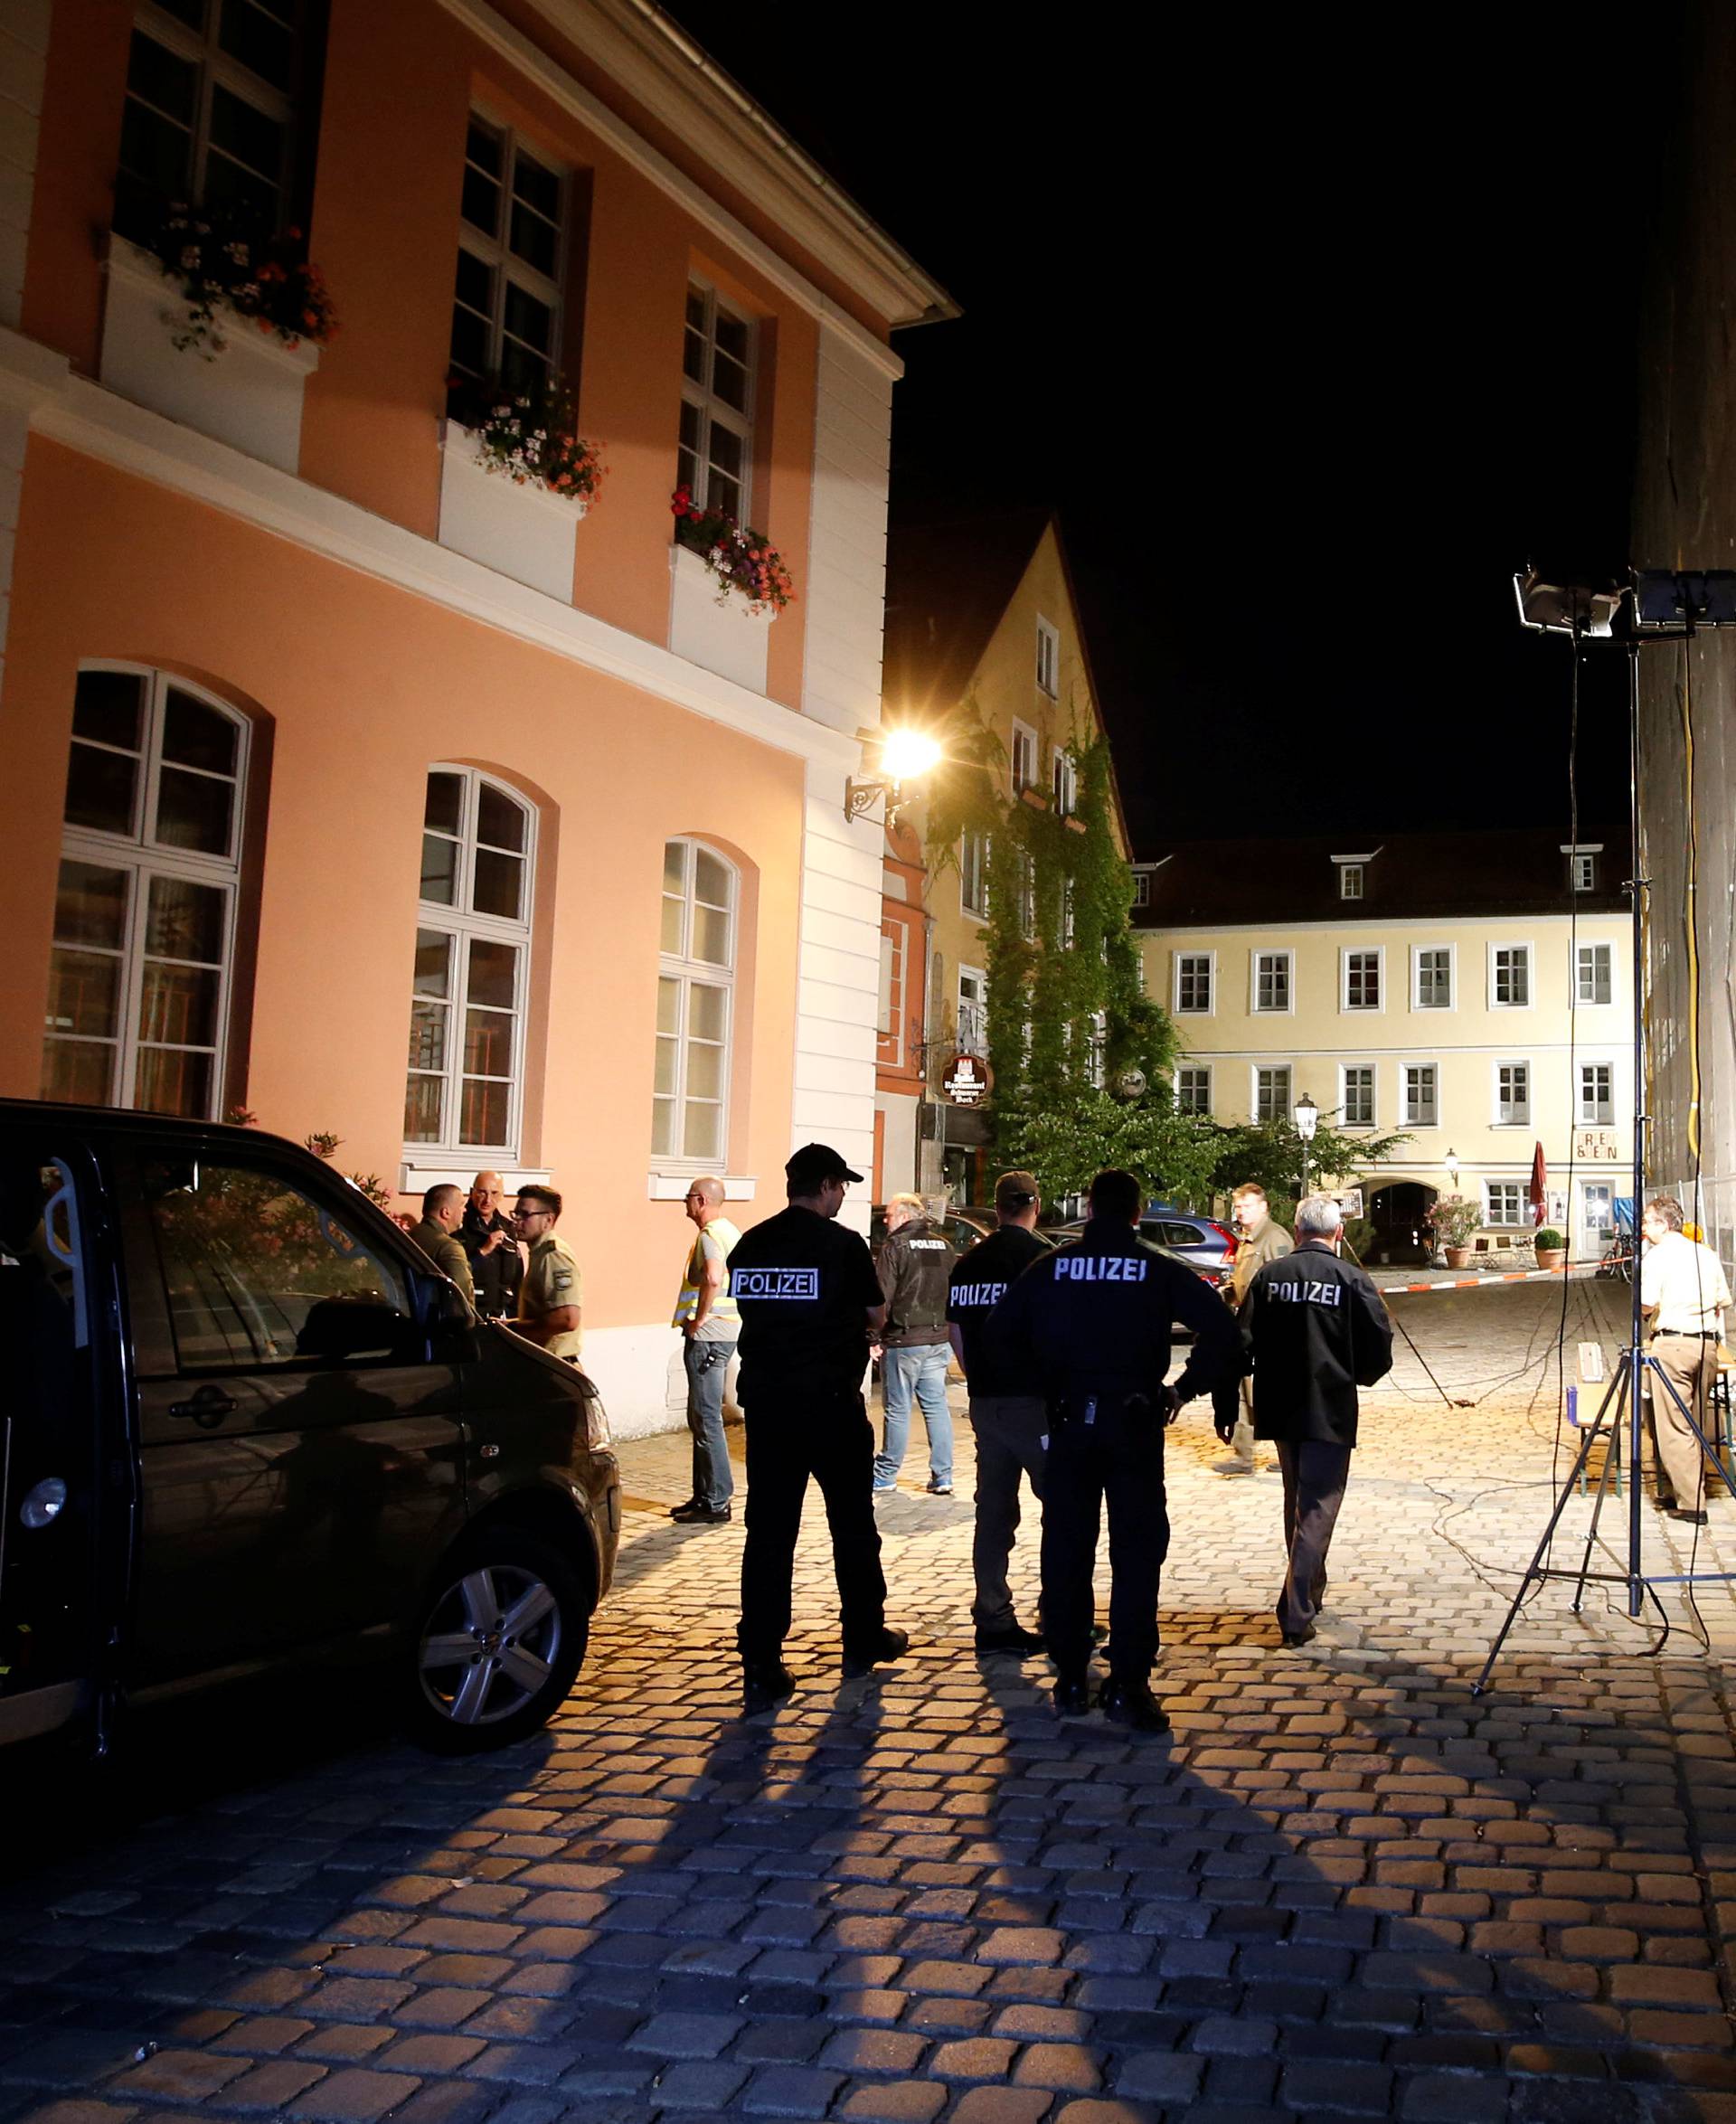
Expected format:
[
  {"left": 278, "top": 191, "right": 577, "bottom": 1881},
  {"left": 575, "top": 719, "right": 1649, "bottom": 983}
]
[
  {"left": 1241, "top": 1193, "right": 1394, "bottom": 1647},
  {"left": 873, "top": 1194, "right": 957, "bottom": 1495},
  {"left": 459, "top": 1170, "right": 524, "bottom": 1320}
]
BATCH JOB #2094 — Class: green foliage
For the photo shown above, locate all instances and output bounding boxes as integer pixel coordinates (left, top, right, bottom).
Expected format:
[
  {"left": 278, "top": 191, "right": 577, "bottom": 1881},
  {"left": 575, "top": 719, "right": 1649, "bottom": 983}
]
[
  {"left": 1341, "top": 1215, "right": 1376, "bottom": 1261},
  {"left": 1204, "top": 1119, "right": 1411, "bottom": 1207},
  {"left": 923, "top": 701, "right": 1172, "bottom": 1201},
  {"left": 1428, "top": 1194, "right": 1484, "bottom": 1248},
  {"left": 1533, "top": 1226, "right": 1565, "bottom": 1251},
  {"left": 227, "top": 1107, "right": 394, "bottom": 1211}
]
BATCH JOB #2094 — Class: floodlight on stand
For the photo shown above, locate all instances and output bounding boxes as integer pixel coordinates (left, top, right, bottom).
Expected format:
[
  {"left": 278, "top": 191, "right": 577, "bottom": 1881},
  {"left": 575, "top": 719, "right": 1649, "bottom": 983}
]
[
  {"left": 844, "top": 726, "right": 942, "bottom": 825},
  {"left": 1513, "top": 570, "right": 1624, "bottom": 637},
  {"left": 1632, "top": 569, "right": 1736, "bottom": 629}
]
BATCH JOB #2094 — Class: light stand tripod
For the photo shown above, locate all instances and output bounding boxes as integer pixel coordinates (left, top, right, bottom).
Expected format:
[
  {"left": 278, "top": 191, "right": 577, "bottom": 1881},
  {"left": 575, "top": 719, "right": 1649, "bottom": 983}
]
[{"left": 1476, "top": 581, "right": 1736, "bottom": 1690}]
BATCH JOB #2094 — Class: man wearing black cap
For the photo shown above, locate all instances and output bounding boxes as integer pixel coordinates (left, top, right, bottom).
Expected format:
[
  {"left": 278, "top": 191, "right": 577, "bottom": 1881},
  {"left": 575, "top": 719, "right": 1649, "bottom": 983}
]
[
  {"left": 725, "top": 1142, "right": 909, "bottom": 1713},
  {"left": 947, "top": 1170, "right": 1052, "bottom": 1653},
  {"left": 995, "top": 1167, "right": 1240, "bottom": 1731}
]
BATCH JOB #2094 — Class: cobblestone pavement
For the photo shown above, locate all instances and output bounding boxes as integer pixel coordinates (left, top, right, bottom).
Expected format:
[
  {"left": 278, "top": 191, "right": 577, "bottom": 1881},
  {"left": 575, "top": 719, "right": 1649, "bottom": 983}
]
[{"left": 8, "top": 1284, "right": 1736, "bottom": 2124}]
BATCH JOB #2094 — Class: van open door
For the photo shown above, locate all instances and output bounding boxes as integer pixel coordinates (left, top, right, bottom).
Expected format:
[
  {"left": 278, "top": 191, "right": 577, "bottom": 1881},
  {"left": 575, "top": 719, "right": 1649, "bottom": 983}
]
[{"left": 0, "top": 1142, "right": 113, "bottom": 1747}]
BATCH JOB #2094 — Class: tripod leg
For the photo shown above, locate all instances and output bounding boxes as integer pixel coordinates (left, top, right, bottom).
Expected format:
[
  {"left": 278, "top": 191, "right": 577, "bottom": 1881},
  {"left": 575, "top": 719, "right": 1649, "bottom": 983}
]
[
  {"left": 1571, "top": 1370, "right": 1628, "bottom": 1613},
  {"left": 1474, "top": 1404, "right": 1610, "bottom": 1694}
]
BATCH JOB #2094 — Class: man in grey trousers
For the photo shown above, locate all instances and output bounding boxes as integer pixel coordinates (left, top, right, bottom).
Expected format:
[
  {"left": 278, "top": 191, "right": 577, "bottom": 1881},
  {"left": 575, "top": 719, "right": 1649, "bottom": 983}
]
[
  {"left": 1240, "top": 1194, "right": 1393, "bottom": 1646},
  {"left": 947, "top": 1171, "right": 1052, "bottom": 1653}
]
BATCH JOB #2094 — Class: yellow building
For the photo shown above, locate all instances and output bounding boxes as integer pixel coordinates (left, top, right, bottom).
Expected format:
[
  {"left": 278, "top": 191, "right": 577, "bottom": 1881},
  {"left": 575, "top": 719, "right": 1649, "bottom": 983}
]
[
  {"left": 1133, "top": 832, "right": 1633, "bottom": 1263},
  {"left": 879, "top": 512, "right": 1127, "bottom": 1201}
]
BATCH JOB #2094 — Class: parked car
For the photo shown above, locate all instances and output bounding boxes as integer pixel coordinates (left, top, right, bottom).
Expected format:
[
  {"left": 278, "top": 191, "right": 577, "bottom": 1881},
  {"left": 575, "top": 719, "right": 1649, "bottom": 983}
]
[
  {"left": 1142, "top": 1206, "right": 1238, "bottom": 1278},
  {"left": 0, "top": 1101, "right": 618, "bottom": 1760}
]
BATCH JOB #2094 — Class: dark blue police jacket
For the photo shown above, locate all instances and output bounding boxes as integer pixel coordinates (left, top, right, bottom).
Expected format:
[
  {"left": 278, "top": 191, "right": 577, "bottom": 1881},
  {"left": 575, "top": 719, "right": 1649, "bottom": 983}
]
[{"left": 992, "top": 1216, "right": 1241, "bottom": 1405}]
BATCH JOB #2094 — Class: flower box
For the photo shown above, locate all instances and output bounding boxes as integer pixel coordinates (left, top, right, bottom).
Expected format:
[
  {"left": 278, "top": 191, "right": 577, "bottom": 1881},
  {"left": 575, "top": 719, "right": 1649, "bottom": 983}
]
[
  {"left": 437, "top": 421, "right": 588, "bottom": 601},
  {"left": 668, "top": 541, "right": 773, "bottom": 693},
  {"left": 99, "top": 234, "right": 319, "bottom": 474}
]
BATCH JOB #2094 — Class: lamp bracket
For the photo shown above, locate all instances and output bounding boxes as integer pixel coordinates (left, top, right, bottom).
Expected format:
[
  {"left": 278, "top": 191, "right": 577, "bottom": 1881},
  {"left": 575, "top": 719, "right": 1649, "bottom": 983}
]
[{"left": 844, "top": 778, "right": 910, "bottom": 826}]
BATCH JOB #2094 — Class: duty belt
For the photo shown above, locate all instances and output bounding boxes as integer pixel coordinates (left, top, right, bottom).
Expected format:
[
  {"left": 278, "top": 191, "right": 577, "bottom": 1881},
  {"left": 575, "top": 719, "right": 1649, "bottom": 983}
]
[{"left": 1052, "top": 1390, "right": 1154, "bottom": 1428}]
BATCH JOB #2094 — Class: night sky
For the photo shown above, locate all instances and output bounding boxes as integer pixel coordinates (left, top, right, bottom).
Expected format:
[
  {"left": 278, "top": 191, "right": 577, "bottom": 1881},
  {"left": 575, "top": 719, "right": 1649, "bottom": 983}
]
[{"left": 660, "top": 5, "right": 1666, "bottom": 847}]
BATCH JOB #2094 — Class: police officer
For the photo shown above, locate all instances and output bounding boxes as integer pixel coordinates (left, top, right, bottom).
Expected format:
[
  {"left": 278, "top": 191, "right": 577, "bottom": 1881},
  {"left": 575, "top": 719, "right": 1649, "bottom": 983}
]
[
  {"left": 508, "top": 1185, "right": 581, "bottom": 1360},
  {"left": 995, "top": 1167, "right": 1239, "bottom": 1730},
  {"left": 1240, "top": 1193, "right": 1393, "bottom": 1646},
  {"left": 728, "top": 1144, "right": 909, "bottom": 1714}
]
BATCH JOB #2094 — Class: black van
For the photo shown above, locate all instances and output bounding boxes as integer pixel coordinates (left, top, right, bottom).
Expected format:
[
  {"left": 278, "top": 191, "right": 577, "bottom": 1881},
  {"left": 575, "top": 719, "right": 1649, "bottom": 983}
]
[{"left": 0, "top": 1101, "right": 618, "bottom": 1756}]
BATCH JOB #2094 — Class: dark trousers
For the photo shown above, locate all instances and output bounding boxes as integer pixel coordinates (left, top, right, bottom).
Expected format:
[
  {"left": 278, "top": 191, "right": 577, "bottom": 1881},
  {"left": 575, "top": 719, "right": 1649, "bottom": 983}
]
[
  {"left": 967, "top": 1393, "right": 1047, "bottom": 1629},
  {"left": 738, "top": 1391, "right": 887, "bottom": 1664},
  {"left": 1040, "top": 1404, "right": 1167, "bottom": 1682},
  {"left": 1275, "top": 1439, "right": 1353, "bottom": 1638}
]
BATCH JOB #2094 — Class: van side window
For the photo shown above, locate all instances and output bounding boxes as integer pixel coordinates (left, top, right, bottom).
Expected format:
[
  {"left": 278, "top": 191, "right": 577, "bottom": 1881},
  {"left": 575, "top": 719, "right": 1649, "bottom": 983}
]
[{"left": 141, "top": 1159, "right": 410, "bottom": 1370}]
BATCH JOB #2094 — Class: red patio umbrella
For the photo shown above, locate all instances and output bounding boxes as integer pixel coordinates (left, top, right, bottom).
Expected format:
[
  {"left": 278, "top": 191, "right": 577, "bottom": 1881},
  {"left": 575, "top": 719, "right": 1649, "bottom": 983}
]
[{"left": 1529, "top": 1141, "right": 1548, "bottom": 1226}]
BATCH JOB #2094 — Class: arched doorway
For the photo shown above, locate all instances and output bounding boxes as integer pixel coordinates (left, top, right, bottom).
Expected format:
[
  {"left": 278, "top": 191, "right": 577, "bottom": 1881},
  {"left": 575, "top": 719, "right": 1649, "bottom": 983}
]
[{"left": 1369, "top": 1182, "right": 1439, "bottom": 1265}]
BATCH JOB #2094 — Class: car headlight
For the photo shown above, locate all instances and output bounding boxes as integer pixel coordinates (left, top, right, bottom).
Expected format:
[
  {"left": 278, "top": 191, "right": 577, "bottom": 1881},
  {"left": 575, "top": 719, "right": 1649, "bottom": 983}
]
[{"left": 585, "top": 1392, "right": 611, "bottom": 1450}]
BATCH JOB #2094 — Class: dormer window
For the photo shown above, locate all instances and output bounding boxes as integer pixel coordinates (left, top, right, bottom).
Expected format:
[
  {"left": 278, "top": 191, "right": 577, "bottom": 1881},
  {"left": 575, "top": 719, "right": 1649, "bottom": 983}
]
[
  {"left": 1332, "top": 848, "right": 1379, "bottom": 901},
  {"left": 1563, "top": 845, "right": 1600, "bottom": 892}
]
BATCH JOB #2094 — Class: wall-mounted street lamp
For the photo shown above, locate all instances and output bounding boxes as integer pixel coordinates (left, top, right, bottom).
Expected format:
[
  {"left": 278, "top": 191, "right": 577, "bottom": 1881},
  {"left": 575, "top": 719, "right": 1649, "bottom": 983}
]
[
  {"left": 844, "top": 727, "right": 942, "bottom": 826},
  {"left": 1444, "top": 1147, "right": 1460, "bottom": 1188},
  {"left": 1294, "top": 1090, "right": 1318, "bottom": 1200}
]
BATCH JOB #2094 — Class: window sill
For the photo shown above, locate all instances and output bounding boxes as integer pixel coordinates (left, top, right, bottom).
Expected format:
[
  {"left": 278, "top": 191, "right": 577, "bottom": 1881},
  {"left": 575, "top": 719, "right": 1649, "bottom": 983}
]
[
  {"left": 438, "top": 421, "right": 587, "bottom": 601},
  {"left": 647, "top": 1171, "right": 758, "bottom": 1202},
  {"left": 400, "top": 1156, "right": 552, "bottom": 1192}
]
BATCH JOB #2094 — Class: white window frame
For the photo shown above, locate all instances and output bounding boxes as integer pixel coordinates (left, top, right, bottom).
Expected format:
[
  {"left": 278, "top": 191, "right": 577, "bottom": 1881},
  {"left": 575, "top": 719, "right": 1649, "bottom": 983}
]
[
  {"left": 123, "top": 1, "right": 299, "bottom": 235},
  {"left": 1575, "top": 940, "right": 1613, "bottom": 1006},
  {"left": 1010, "top": 718, "right": 1038, "bottom": 794},
  {"left": 957, "top": 964, "right": 987, "bottom": 1054},
  {"left": 1579, "top": 1060, "right": 1616, "bottom": 1127},
  {"left": 959, "top": 830, "right": 989, "bottom": 919},
  {"left": 653, "top": 838, "right": 737, "bottom": 1170},
  {"left": 1174, "top": 949, "right": 1214, "bottom": 1015},
  {"left": 408, "top": 768, "right": 537, "bottom": 1161},
  {"left": 1131, "top": 871, "right": 1151, "bottom": 908},
  {"left": 679, "top": 275, "right": 755, "bottom": 520},
  {"left": 452, "top": 111, "right": 568, "bottom": 394},
  {"left": 1339, "top": 1062, "right": 1376, "bottom": 1128},
  {"left": 1176, "top": 1064, "right": 1212, "bottom": 1116},
  {"left": 1401, "top": 1061, "right": 1439, "bottom": 1128},
  {"left": 1338, "top": 863, "right": 1363, "bottom": 901},
  {"left": 1492, "top": 1058, "right": 1532, "bottom": 1128},
  {"left": 1411, "top": 943, "right": 1455, "bottom": 1012},
  {"left": 1035, "top": 616, "right": 1060, "bottom": 698},
  {"left": 1485, "top": 1180, "right": 1525, "bottom": 1227},
  {"left": 46, "top": 662, "right": 247, "bottom": 1119},
  {"left": 1051, "top": 746, "right": 1076, "bottom": 817},
  {"left": 1489, "top": 940, "right": 1533, "bottom": 1009},
  {"left": 877, "top": 920, "right": 904, "bottom": 1050},
  {"left": 1250, "top": 948, "right": 1294, "bottom": 1016},
  {"left": 1252, "top": 1063, "right": 1294, "bottom": 1126},
  {"left": 1341, "top": 945, "right": 1384, "bottom": 1014}
]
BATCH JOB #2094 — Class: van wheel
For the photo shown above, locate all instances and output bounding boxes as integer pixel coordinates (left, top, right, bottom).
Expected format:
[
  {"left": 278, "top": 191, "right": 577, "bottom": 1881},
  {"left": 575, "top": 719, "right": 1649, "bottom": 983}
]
[{"left": 404, "top": 1527, "right": 590, "bottom": 1752}]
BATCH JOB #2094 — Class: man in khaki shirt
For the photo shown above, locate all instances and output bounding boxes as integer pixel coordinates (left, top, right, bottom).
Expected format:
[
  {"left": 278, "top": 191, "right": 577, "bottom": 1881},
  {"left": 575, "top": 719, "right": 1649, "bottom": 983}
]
[
  {"left": 1640, "top": 1194, "right": 1732, "bottom": 1522},
  {"left": 510, "top": 1185, "right": 582, "bottom": 1361},
  {"left": 1212, "top": 1183, "right": 1293, "bottom": 1476},
  {"left": 410, "top": 1183, "right": 475, "bottom": 1305}
]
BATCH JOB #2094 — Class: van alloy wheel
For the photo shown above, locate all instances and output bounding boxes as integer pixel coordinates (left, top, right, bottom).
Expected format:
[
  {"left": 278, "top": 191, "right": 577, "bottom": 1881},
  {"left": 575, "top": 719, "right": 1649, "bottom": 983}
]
[
  {"left": 407, "top": 1527, "right": 590, "bottom": 1751},
  {"left": 420, "top": 1563, "right": 563, "bottom": 1725}
]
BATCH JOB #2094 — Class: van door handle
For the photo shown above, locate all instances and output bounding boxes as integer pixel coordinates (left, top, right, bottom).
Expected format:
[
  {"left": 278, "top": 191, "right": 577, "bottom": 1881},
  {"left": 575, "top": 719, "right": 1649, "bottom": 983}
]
[{"left": 168, "top": 1386, "right": 239, "bottom": 1427}]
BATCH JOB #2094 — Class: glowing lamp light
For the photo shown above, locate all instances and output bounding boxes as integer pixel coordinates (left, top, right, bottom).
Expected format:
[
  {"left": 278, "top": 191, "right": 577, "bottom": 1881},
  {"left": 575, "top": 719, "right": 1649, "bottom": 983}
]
[{"left": 844, "top": 726, "right": 942, "bottom": 824}]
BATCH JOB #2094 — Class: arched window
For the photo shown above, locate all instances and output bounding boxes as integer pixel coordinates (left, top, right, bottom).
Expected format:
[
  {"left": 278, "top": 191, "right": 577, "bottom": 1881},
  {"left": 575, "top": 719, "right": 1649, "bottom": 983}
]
[
  {"left": 405, "top": 768, "right": 533, "bottom": 1155},
  {"left": 656, "top": 839, "right": 735, "bottom": 1165},
  {"left": 42, "top": 665, "right": 246, "bottom": 1117}
]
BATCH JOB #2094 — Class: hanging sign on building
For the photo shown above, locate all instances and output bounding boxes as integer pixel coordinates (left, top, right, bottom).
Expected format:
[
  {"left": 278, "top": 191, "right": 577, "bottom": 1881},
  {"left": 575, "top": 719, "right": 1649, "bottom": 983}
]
[{"left": 942, "top": 1053, "right": 993, "bottom": 1107}]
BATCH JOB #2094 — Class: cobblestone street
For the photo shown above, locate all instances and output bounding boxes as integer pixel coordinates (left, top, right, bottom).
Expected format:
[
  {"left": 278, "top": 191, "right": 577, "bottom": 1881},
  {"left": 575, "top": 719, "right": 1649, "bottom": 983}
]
[{"left": 7, "top": 1282, "right": 1736, "bottom": 2124}]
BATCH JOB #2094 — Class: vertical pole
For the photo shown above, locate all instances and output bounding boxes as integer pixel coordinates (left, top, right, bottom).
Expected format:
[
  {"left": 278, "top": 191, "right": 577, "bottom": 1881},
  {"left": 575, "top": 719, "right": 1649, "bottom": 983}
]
[{"left": 1628, "top": 636, "right": 1647, "bottom": 1619}]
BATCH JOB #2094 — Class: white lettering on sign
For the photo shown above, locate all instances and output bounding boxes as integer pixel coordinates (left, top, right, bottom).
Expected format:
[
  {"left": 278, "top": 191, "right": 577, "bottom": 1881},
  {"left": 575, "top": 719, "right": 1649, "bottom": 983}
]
[
  {"left": 909, "top": 1239, "right": 949, "bottom": 1251},
  {"left": 1269, "top": 1279, "right": 1342, "bottom": 1307},
  {"left": 1053, "top": 1256, "right": 1148, "bottom": 1283},
  {"left": 952, "top": 1281, "right": 1008, "bottom": 1308},
  {"left": 732, "top": 1267, "right": 819, "bottom": 1299}
]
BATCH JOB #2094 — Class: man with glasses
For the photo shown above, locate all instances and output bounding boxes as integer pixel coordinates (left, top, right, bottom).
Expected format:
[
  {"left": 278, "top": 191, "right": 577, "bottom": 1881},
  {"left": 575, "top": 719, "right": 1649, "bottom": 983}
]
[
  {"left": 726, "top": 1143, "right": 907, "bottom": 1713},
  {"left": 508, "top": 1186, "right": 581, "bottom": 1361},
  {"left": 459, "top": 1170, "right": 524, "bottom": 1320}
]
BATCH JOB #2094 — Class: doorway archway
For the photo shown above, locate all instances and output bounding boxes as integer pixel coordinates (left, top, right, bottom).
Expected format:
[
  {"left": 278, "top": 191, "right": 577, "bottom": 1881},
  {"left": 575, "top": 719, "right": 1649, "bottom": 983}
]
[{"left": 1369, "top": 1181, "right": 1439, "bottom": 1265}]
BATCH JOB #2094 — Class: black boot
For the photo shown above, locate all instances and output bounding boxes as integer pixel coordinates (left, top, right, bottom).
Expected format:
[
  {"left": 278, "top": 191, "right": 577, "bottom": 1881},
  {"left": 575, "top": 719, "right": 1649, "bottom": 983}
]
[
  {"left": 1052, "top": 1673, "right": 1091, "bottom": 1717},
  {"left": 742, "top": 1660, "right": 795, "bottom": 1714},
  {"left": 842, "top": 1627, "right": 910, "bottom": 1679},
  {"left": 1099, "top": 1677, "right": 1171, "bottom": 1733}
]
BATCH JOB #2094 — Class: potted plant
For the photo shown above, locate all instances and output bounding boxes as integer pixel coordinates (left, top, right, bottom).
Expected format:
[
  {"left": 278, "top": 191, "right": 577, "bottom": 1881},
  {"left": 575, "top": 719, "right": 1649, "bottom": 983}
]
[
  {"left": 1533, "top": 1225, "right": 1567, "bottom": 1270},
  {"left": 1429, "top": 1194, "right": 1483, "bottom": 1269},
  {"left": 447, "top": 371, "right": 604, "bottom": 506},
  {"left": 437, "top": 370, "right": 604, "bottom": 600},
  {"left": 670, "top": 486, "right": 794, "bottom": 616}
]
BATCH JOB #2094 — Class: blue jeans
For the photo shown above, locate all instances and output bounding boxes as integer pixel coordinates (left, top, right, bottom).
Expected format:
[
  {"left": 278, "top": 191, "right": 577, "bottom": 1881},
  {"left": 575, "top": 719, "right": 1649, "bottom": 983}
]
[
  {"left": 684, "top": 1337, "right": 736, "bottom": 1508},
  {"left": 875, "top": 1342, "right": 953, "bottom": 1488}
]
